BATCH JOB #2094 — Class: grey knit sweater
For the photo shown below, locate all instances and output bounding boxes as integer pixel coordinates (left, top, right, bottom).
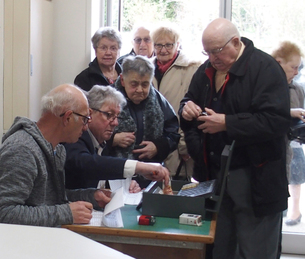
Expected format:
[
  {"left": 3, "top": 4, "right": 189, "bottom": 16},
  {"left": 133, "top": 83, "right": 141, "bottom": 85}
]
[{"left": 0, "top": 117, "right": 98, "bottom": 226}]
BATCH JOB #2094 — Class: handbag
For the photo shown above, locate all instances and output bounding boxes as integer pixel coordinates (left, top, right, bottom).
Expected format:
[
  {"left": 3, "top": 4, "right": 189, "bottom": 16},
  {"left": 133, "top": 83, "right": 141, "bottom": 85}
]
[{"left": 288, "top": 118, "right": 305, "bottom": 143}]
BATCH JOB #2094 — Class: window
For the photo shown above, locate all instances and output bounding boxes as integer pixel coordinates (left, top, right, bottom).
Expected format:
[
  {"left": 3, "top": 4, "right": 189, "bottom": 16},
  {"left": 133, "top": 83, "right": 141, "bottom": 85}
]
[{"left": 105, "top": 0, "right": 220, "bottom": 61}]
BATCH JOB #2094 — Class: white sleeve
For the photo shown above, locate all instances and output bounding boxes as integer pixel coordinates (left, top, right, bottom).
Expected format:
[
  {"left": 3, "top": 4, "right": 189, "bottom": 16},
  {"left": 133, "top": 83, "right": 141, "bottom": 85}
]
[{"left": 123, "top": 160, "right": 137, "bottom": 178}]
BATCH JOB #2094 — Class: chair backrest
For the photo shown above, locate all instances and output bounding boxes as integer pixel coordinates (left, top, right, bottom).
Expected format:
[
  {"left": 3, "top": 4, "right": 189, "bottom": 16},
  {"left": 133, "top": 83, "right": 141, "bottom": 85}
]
[{"left": 205, "top": 140, "right": 235, "bottom": 213}]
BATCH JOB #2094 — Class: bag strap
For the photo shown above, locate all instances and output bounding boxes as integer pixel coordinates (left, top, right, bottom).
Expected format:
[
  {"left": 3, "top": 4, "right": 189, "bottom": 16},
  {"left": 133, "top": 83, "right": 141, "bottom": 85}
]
[{"left": 173, "top": 159, "right": 184, "bottom": 180}]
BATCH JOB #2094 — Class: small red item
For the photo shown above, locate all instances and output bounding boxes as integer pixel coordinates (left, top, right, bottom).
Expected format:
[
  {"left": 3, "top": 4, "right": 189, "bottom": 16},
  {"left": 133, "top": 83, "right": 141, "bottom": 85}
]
[{"left": 138, "top": 215, "right": 155, "bottom": 225}]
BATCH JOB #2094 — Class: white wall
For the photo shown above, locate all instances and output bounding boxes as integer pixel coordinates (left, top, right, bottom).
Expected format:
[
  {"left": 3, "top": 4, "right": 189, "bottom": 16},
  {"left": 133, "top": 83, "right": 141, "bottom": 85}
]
[
  {"left": 3, "top": 0, "right": 30, "bottom": 130},
  {"left": 30, "top": 0, "right": 53, "bottom": 121},
  {"left": 2, "top": 0, "right": 93, "bottom": 130},
  {"left": 0, "top": 0, "right": 3, "bottom": 136},
  {"left": 0, "top": 0, "right": 4, "bottom": 137},
  {"left": 52, "top": 0, "right": 92, "bottom": 87}
]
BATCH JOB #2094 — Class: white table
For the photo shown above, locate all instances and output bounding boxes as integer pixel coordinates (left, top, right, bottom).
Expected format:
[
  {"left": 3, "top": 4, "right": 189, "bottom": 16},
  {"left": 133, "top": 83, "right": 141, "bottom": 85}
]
[{"left": 0, "top": 223, "right": 134, "bottom": 259}]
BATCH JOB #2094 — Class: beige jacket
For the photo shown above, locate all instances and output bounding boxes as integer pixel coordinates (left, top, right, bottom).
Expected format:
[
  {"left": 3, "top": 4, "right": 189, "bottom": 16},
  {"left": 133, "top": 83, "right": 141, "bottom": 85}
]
[{"left": 152, "top": 51, "right": 202, "bottom": 176}]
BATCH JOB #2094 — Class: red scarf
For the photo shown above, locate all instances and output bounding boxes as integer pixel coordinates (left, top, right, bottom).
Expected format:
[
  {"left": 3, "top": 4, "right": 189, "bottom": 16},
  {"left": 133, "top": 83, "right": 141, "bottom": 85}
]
[{"left": 157, "top": 51, "right": 179, "bottom": 74}]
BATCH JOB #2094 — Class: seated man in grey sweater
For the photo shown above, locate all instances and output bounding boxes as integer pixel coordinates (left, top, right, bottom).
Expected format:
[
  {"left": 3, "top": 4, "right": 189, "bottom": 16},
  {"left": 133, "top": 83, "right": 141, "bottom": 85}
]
[{"left": 0, "top": 84, "right": 169, "bottom": 227}]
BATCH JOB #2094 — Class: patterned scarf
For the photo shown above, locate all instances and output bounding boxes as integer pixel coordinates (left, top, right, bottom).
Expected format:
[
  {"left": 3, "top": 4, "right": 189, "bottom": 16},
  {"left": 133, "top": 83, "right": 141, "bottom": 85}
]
[{"left": 113, "top": 80, "right": 164, "bottom": 160}]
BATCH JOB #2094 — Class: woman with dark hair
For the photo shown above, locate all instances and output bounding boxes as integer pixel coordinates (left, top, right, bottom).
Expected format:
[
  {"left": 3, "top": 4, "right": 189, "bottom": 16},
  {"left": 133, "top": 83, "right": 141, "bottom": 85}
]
[
  {"left": 111, "top": 55, "right": 180, "bottom": 185},
  {"left": 75, "top": 27, "right": 122, "bottom": 91}
]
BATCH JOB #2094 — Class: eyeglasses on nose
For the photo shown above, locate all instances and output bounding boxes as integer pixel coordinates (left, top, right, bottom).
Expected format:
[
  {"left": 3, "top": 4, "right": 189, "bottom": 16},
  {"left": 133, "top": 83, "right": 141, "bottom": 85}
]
[
  {"left": 60, "top": 111, "right": 91, "bottom": 125},
  {"left": 154, "top": 43, "right": 175, "bottom": 50},
  {"left": 134, "top": 38, "right": 151, "bottom": 44},
  {"left": 96, "top": 45, "right": 119, "bottom": 53},
  {"left": 91, "top": 108, "right": 121, "bottom": 122},
  {"left": 202, "top": 36, "right": 235, "bottom": 56}
]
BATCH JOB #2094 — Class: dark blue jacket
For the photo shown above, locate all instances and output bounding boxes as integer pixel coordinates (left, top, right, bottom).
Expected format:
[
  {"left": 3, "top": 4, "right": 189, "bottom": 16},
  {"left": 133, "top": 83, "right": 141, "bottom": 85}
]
[{"left": 64, "top": 131, "right": 127, "bottom": 189}]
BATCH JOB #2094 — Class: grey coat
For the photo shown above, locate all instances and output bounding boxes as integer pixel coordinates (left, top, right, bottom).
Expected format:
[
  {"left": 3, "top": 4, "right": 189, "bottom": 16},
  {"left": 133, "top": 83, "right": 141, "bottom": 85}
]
[{"left": 0, "top": 117, "right": 98, "bottom": 227}]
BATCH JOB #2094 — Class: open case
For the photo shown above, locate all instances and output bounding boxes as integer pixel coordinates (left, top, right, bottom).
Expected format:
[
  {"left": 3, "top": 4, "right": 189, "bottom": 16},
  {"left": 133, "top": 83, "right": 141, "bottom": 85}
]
[{"left": 140, "top": 141, "right": 235, "bottom": 219}]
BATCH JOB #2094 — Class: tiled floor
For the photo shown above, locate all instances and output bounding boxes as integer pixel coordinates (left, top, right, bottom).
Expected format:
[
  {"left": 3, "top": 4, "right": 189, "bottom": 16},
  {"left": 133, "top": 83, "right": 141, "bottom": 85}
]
[
  {"left": 282, "top": 215, "right": 305, "bottom": 233},
  {"left": 281, "top": 255, "right": 305, "bottom": 258},
  {"left": 281, "top": 170, "right": 305, "bottom": 259}
]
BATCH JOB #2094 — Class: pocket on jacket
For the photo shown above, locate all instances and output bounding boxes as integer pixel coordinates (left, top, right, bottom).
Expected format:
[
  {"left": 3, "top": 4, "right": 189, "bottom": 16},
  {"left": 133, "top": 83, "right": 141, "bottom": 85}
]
[{"left": 250, "top": 158, "right": 288, "bottom": 205}]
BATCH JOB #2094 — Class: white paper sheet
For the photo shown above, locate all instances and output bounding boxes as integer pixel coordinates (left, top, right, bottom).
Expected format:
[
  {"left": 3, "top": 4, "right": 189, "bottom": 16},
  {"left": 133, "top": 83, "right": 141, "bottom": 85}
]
[
  {"left": 102, "top": 209, "right": 124, "bottom": 227},
  {"left": 87, "top": 210, "right": 103, "bottom": 226},
  {"left": 85, "top": 187, "right": 125, "bottom": 227},
  {"left": 109, "top": 178, "right": 143, "bottom": 205},
  {"left": 104, "top": 187, "right": 124, "bottom": 215}
]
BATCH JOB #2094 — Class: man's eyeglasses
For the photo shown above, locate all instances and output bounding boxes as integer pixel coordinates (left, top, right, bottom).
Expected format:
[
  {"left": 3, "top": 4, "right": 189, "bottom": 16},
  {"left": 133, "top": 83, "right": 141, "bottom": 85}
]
[
  {"left": 134, "top": 38, "right": 152, "bottom": 44},
  {"left": 60, "top": 111, "right": 91, "bottom": 125},
  {"left": 91, "top": 108, "right": 121, "bottom": 122},
  {"left": 154, "top": 43, "right": 175, "bottom": 50},
  {"left": 202, "top": 36, "right": 235, "bottom": 56}
]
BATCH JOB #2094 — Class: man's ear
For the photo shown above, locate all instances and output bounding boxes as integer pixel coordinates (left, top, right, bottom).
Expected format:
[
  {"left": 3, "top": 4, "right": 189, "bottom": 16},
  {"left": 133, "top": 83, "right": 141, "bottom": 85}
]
[
  {"left": 61, "top": 110, "right": 73, "bottom": 126},
  {"left": 232, "top": 37, "right": 240, "bottom": 48},
  {"left": 120, "top": 74, "right": 125, "bottom": 87}
]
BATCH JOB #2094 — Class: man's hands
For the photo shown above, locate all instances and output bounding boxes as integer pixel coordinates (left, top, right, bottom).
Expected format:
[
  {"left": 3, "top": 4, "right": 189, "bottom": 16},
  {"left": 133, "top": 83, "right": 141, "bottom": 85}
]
[
  {"left": 182, "top": 101, "right": 226, "bottom": 134},
  {"left": 197, "top": 108, "right": 226, "bottom": 133},
  {"left": 94, "top": 189, "right": 112, "bottom": 208},
  {"left": 182, "top": 100, "right": 202, "bottom": 121},
  {"left": 129, "top": 180, "right": 141, "bottom": 193},
  {"left": 69, "top": 201, "right": 93, "bottom": 224},
  {"left": 135, "top": 162, "right": 170, "bottom": 186},
  {"left": 69, "top": 189, "right": 111, "bottom": 224}
]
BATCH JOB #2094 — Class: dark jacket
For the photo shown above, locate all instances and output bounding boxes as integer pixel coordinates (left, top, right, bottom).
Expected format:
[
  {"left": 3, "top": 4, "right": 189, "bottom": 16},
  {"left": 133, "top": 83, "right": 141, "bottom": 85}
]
[
  {"left": 117, "top": 49, "right": 136, "bottom": 65},
  {"left": 74, "top": 58, "right": 122, "bottom": 91},
  {"left": 64, "top": 131, "right": 127, "bottom": 189},
  {"left": 179, "top": 37, "right": 290, "bottom": 217},
  {"left": 111, "top": 78, "right": 180, "bottom": 163}
]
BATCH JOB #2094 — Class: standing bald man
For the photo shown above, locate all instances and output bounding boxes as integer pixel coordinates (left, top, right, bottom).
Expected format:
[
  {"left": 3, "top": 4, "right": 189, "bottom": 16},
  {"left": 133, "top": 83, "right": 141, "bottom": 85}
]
[
  {"left": 179, "top": 18, "right": 290, "bottom": 258},
  {"left": 0, "top": 84, "right": 112, "bottom": 227}
]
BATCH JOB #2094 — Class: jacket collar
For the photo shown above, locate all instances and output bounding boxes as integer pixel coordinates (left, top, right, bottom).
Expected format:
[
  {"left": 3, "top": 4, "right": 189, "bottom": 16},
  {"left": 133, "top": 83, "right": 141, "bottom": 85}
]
[{"left": 89, "top": 57, "right": 122, "bottom": 76}]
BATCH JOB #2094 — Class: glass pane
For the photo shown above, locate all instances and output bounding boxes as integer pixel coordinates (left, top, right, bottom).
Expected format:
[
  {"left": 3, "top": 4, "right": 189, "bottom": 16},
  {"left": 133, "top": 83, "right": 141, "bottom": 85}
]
[
  {"left": 232, "top": 0, "right": 305, "bottom": 253},
  {"left": 119, "top": 0, "right": 219, "bottom": 61},
  {"left": 232, "top": 0, "right": 305, "bottom": 54}
]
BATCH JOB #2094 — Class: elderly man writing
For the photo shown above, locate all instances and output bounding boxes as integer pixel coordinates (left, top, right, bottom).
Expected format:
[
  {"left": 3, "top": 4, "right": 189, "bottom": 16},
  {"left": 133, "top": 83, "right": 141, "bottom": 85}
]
[
  {"left": 0, "top": 84, "right": 111, "bottom": 226},
  {"left": 179, "top": 18, "right": 290, "bottom": 259}
]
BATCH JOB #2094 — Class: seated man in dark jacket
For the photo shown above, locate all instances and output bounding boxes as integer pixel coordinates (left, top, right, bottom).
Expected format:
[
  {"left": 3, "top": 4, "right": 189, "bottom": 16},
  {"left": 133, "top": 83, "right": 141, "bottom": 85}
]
[{"left": 64, "top": 85, "right": 170, "bottom": 191}]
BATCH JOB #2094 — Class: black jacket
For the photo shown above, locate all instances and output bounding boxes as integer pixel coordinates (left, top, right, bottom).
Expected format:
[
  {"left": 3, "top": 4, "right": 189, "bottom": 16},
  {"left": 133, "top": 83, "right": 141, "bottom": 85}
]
[
  {"left": 74, "top": 58, "right": 122, "bottom": 91},
  {"left": 179, "top": 37, "right": 290, "bottom": 217},
  {"left": 64, "top": 131, "right": 127, "bottom": 189},
  {"left": 117, "top": 49, "right": 136, "bottom": 65}
]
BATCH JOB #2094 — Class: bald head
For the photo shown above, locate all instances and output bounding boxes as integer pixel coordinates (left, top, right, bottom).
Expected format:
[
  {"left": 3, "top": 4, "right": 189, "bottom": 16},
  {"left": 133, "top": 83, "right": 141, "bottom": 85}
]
[
  {"left": 41, "top": 84, "right": 88, "bottom": 117},
  {"left": 200, "top": 18, "right": 242, "bottom": 72},
  {"left": 202, "top": 18, "right": 240, "bottom": 46}
]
